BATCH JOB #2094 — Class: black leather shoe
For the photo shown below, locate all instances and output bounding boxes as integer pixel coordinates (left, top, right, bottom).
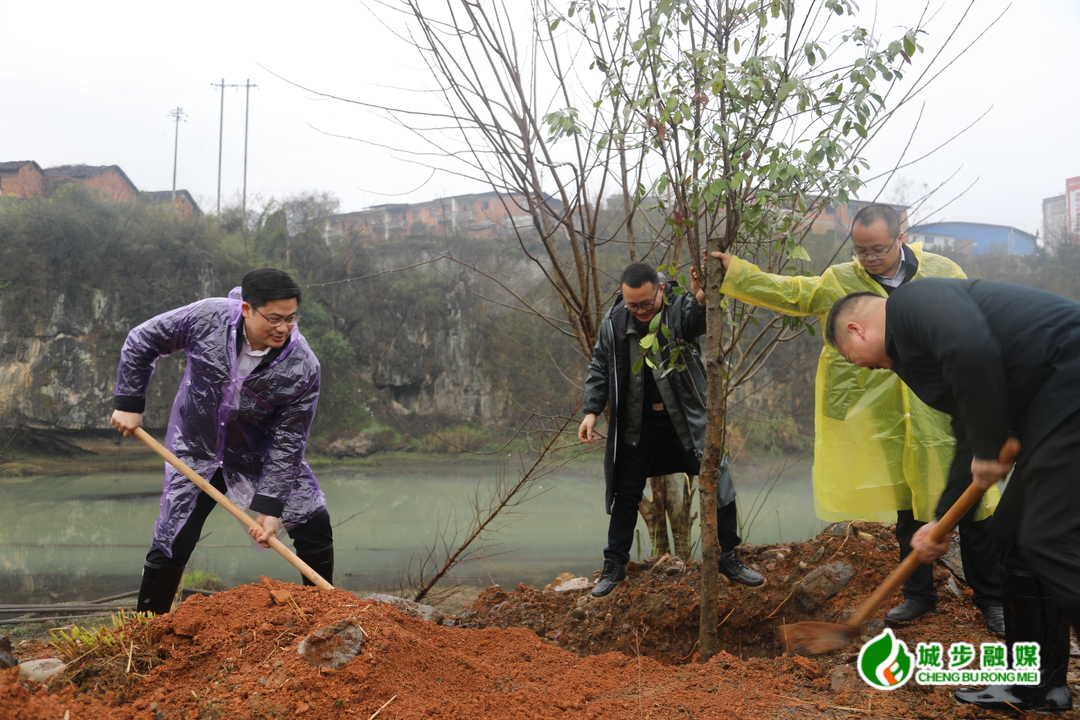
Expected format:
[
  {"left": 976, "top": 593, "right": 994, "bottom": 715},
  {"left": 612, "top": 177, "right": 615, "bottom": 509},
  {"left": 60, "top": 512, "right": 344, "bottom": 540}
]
[
  {"left": 592, "top": 559, "right": 627, "bottom": 598},
  {"left": 719, "top": 549, "right": 765, "bottom": 587},
  {"left": 983, "top": 605, "right": 1005, "bottom": 637},
  {"left": 955, "top": 683, "right": 1072, "bottom": 713},
  {"left": 885, "top": 599, "right": 935, "bottom": 625}
]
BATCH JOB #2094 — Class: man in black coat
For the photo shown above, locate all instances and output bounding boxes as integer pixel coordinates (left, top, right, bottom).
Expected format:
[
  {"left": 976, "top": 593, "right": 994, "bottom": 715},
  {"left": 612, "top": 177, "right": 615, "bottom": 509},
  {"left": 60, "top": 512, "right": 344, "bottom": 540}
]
[
  {"left": 825, "top": 278, "right": 1080, "bottom": 713},
  {"left": 579, "top": 262, "right": 764, "bottom": 598}
]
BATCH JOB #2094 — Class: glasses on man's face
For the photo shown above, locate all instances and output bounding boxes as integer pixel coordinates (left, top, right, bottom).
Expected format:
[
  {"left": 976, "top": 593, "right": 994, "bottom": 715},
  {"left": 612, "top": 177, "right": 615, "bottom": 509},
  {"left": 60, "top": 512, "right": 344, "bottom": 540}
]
[
  {"left": 254, "top": 308, "right": 301, "bottom": 327},
  {"left": 625, "top": 299, "right": 656, "bottom": 313},
  {"left": 852, "top": 238, "right": 898, "bottom": 261},
  {"left": 625, "top": 286, "right": 662, "bottom": 314}
]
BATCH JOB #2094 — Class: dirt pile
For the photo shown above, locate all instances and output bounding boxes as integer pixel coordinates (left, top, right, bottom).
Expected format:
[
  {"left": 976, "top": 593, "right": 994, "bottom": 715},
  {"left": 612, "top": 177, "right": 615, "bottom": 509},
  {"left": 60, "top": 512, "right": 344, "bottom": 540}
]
[{"left": 5, "top": 522, "right": 1076, "bottom": 719}]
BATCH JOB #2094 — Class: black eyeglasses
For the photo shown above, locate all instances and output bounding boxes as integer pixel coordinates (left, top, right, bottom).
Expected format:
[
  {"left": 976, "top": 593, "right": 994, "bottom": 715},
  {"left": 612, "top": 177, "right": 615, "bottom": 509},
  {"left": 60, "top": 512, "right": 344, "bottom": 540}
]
[
  {"left": 254, "top": 308, "right": 301, "bottom": 327},
  {"left": 625, "top": 300, "right": 657, "bottom": 313},
  {"left": 852, "top": 237, "right": 898, "bottom": 261},
  {"left": 625, "top": 286, "right": 663, "bottom": 314}
]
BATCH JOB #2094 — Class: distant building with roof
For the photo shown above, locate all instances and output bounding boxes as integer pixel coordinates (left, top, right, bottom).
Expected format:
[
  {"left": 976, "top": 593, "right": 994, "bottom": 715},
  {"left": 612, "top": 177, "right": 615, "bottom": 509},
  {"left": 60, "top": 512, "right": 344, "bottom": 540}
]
[
  {"left": 322, "top": 190, "right": 560, "bottom": 244},
  {"left": 44, "top": 164, "right": 139, "bottom": 202},
  {"left": 0, "top": 161, "right": 46, "bottom": 198},
  {"left": 804, "top": 199, "right": 910, "bottom": 238},
  {"left": 1, "top": 160, "right": 202, "bottom": 219},
  {"left": 143, "top": 189, "right": 203, "bottom": 217},
  {"left": 906, "top": 221, "right": 1037, "bottom": 258},
  {"left": 1043, "top": 192, "right": 1067, "bottom": 246}
]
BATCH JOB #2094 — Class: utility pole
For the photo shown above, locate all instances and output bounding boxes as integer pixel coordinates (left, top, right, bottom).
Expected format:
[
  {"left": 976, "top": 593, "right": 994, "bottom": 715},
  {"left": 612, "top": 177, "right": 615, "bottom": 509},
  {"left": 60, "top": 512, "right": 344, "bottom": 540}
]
[
  {"left": 168, "top": 107, "right": 186, "bottom": 201},
  {"left": 210, "top": 79, "right": 244, "bottom": 217},
  {"left": 241, "top": 79, "right": 257, "bottom": 235}
]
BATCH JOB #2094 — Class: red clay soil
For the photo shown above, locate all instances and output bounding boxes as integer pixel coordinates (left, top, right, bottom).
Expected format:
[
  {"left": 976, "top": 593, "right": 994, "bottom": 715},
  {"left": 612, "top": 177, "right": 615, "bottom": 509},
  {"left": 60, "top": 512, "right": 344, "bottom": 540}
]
[{"left": 5, "top": 521, "right": 1079, "bottom": 719}]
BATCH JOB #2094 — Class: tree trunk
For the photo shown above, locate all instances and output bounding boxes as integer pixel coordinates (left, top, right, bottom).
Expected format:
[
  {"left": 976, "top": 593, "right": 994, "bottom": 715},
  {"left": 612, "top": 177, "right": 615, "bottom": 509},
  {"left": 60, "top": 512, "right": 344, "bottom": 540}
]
[
  {"left": 639, "top": 474, "right": 698, "bottom": 559},
  {"left": 668, "top": 474, "right": 696, "bottom": 560},
  {"left": 697, "top": 252, "right": 727, "bottom": 660},
  {"left": 640, "top": 476, "right": 673, "bottom": 556}
]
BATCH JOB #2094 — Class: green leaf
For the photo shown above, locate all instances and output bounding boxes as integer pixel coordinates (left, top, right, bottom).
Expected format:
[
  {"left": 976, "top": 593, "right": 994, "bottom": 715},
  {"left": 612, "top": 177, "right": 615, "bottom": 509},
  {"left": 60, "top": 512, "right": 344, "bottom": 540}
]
[
  {"left": 788, "top": 245, "right": 811, "bottom": 262},
  {"left": 903, "top": 33, "right": 917, "bottom": 58},
  {"left": 776, "top": 78, "right": 797, "bottom": 103}
]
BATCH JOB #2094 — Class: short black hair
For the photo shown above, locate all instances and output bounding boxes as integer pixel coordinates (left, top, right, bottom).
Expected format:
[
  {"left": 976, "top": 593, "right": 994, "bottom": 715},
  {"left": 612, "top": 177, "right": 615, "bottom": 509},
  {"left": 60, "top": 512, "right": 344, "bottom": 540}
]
[
  {"left": 824, "top": 291, "right": 880, "bottom": 347},
  {"left": 620, "top": 262, "right": 659, "bottom": 289},
  {"left": 851, "top": 204, "right": 901, "bottom": 240},
  {"left": 242, "top": 268, "right": 302, "bottom": 309}
]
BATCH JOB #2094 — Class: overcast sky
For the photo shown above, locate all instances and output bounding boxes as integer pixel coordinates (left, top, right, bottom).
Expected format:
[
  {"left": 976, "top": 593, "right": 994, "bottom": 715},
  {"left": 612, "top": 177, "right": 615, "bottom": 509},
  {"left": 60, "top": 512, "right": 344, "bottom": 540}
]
[{"left": 4, "top": 0, "right": 1075, "bottom": 237}]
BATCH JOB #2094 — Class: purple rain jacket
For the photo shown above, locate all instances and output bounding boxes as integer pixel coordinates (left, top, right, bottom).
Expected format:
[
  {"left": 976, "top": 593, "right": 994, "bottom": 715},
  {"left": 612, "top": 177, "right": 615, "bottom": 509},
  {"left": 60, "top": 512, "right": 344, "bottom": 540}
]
[{"left": 113, "top": 287, "right": 325, "bottom": 557}]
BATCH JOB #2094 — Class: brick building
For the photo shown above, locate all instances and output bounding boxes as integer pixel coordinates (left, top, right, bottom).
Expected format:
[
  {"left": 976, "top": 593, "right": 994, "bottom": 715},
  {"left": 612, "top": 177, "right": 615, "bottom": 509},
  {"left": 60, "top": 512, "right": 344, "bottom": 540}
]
[
  {"left": 44, "top": 164, "right": 139, "bottom": 202},
  {"left": 143, "top": 189, "right": 203, "bottom": 217},
  {"left": 1, "top": 161, "right": 201, "bottom": 218},
  {"left": 322, "top": 190, "right": 553, "bottom": 243},
  {"left": 0, "top": 161, "right": 46, "bottom": 198},
  {"left": 803, "top": 199, "right": 909, "bottom": 238}
]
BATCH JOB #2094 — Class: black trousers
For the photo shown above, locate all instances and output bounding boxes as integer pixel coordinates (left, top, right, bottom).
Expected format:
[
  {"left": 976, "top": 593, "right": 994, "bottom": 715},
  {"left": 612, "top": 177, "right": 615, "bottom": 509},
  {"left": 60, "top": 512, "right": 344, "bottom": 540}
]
[
  {"left": 605, "top": 411, "right": 741, "bottom": 564},
  {"left": 995, "top": 408, "right": 1080, "bottom": 606},
  {"left": 895, "top": 509, "right": 1001, "bottom": 610},
  {"left": 145, "top": 469, "right": 334, "bottom": 569}
]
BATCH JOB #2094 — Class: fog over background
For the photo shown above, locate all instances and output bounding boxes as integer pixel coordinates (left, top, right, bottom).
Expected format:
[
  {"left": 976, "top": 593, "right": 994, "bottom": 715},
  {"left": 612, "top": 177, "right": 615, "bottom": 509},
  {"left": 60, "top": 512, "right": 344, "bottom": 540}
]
[{"left": 4, "top": 0, "right": 1075, "bottom": 236}]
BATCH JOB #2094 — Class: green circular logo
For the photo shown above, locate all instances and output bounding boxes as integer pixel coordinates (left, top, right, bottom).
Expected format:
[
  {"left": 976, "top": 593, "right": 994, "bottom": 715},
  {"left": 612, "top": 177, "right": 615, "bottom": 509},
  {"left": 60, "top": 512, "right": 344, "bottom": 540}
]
[{"left": 858, "top": 628, "right": 915, "bottom": 690}]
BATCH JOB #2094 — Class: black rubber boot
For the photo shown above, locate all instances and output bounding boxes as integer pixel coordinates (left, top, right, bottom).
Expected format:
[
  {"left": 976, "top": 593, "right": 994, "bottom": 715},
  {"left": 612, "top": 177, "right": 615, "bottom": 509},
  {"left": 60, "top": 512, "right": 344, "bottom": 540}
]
[
  {"left": 137, "top": 562, "right": 186, "bottom": 615},
  {"left": 954, "top": 567, "right": 1072, "bottom": 713},
  {"left": 298, "top": 547, "right": 334, "bottom": 587}
]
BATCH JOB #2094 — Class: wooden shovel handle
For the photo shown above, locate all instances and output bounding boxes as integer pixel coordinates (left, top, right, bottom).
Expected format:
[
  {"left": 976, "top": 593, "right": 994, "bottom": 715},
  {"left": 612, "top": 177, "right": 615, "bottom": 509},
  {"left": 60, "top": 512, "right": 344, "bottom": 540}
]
[
  {"left": 134, "top": 427, "right": 334, "bottom": 590},
  {"left": 848, "top": 437, "right": 1020, "bottom": 629}
]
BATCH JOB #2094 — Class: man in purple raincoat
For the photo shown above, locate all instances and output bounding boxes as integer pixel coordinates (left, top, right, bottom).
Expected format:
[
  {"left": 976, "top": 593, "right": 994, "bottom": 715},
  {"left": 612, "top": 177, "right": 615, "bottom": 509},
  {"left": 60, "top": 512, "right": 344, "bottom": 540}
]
[{"left": 110, "top": 268, "right": 333, "bottom": 614}]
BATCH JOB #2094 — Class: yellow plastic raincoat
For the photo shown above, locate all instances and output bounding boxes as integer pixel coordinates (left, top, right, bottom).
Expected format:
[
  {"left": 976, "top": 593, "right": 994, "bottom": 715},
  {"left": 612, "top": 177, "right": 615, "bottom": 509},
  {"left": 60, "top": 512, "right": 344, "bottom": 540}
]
[{"left": 720, "top": 243, "right": 999, "bottom": 522}]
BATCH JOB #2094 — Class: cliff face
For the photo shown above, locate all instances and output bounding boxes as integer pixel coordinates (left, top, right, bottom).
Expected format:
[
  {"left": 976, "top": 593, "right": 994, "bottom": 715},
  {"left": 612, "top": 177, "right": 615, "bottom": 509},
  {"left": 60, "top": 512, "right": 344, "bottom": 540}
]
[
  {"left": 0, "top": 245, "right": 562, "bottom": 435},
  {"left": 0, "top": 283, "right": 201, "bottom": 432},
  {"left": 331, "top": 242, "right": 558, "bottom": 424},
  {"left": 345, "top": 277, "right": 510, "bottom": 422}
]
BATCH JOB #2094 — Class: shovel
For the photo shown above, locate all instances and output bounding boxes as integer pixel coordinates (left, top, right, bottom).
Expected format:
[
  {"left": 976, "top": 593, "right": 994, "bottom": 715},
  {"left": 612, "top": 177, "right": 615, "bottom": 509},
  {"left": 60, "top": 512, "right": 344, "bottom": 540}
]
[
  {"left": 781, "top": 437, "right": 1020, "bottom": 655},
  {"left": 134, "top": 427, "right": 334, "bottom": 590}
]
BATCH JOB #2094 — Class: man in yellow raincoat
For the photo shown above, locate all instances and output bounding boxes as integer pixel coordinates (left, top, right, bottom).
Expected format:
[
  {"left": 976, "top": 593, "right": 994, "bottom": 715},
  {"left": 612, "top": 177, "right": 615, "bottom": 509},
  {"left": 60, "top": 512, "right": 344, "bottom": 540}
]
[{"left": 713, "top": 204, "right": 1003, "bottom": 635}]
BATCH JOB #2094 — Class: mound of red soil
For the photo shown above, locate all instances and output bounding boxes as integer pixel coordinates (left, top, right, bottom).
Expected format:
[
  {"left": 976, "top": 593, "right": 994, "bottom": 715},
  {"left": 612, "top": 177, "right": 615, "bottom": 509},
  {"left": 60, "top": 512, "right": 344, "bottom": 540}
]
[{"left": 5, "top": 522, "right": 1076, "bottom": 719}]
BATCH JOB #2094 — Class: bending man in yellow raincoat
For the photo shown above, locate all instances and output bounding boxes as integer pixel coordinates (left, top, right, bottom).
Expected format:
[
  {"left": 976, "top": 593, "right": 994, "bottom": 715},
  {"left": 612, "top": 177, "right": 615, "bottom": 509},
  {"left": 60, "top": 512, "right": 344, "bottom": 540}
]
[{"left": 713, "top": 204, "right": 1003, "bottom": 635}]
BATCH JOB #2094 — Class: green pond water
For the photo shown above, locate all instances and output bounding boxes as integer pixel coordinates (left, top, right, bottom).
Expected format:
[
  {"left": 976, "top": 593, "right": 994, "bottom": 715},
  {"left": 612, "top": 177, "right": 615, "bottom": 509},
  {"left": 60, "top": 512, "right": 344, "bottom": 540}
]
[{"left": 0, "top": 454, "right": 822, "bottom": 605}]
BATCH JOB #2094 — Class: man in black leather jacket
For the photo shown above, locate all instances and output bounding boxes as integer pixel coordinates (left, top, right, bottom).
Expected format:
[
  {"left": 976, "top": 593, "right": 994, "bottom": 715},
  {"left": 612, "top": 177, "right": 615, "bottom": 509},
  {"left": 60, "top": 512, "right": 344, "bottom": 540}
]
[{"left": 579, "top": 262, "right": 763, "bottom": 597}]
